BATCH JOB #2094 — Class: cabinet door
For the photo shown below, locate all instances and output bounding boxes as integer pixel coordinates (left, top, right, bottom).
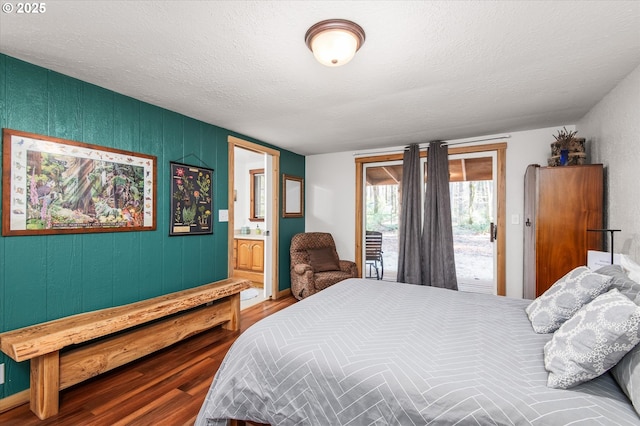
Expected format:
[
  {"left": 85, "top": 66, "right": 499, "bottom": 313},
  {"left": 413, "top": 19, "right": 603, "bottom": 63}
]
[
  {"left": 250, "top": 241, "right": 264, "bottom": 272},
  {"left": 237, "top": 240, "right": 252, "bottom": 270}
]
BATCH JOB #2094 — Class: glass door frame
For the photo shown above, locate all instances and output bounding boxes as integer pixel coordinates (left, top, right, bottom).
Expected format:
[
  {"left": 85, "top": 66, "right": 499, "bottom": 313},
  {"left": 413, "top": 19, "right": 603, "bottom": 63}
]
[
  {"left": 447, "top": 150, "right": 498, "bottom": 294},
  {"left": 362, "top": 159, "right": 404, "bottom": 282},
  {"left": 355, "top": 142, "right": 507, "bottom": 296}
]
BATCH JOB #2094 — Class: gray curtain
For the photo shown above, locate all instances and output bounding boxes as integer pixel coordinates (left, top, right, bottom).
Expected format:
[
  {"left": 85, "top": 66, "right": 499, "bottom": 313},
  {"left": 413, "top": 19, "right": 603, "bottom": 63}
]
[
  {"left": 422, "top": 141, "right": 458, "bottom": 290},
  {"left": 397, "top": 144, "right": 423, "bottom": 284}
]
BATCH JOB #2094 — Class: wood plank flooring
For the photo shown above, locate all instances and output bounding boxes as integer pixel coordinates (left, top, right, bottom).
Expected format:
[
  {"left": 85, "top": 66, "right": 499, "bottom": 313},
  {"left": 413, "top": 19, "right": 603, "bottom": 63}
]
[{"left": 0, "top": 296, "right": 296, "bottom": 426}]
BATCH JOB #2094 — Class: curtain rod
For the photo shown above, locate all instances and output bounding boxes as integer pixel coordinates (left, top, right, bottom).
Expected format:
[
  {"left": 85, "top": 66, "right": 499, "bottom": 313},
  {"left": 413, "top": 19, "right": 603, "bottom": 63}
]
[{"left": 353, "top": 135, "right": 511, "bottom": 157}]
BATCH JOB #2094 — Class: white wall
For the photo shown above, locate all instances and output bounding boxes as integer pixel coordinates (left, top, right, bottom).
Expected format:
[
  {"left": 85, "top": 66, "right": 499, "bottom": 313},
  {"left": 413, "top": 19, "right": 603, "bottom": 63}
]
[
  {"left": 577, "top": 63, "right": 640, "bottom": 261},
  {"left": 306, "top": 126, "right": 571, "bottom": 298},
  {"left": 234, "top": 147, "right": 264, "bottom": 230},
  {"left": 305, "top": 64, "right": 639, "bottom": 297},
  {"left": 305, "top": 152, "right": 357, "bottom": 261}
]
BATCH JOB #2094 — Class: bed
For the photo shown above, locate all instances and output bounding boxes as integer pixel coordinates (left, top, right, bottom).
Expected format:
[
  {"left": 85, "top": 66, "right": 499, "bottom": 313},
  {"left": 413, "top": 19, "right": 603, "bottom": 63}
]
[{"left": 196, "top": 278, "right": 640, "bottom": 425}]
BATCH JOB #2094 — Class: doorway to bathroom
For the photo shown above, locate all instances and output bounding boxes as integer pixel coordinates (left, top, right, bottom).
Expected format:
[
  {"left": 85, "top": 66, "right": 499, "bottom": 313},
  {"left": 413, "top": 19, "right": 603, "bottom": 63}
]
[{"left": 228, "top": 136, "right": 280, "bottom": 308}]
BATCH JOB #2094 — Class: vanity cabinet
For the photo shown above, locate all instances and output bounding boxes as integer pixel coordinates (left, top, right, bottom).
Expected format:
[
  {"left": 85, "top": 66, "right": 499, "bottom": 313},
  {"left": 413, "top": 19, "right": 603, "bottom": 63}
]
[
  {"left": 233, "top": 238, "right": 264, "bottom": 285},
  {"left": 235, "top": 239, "right": 264, "bottom": 272}
]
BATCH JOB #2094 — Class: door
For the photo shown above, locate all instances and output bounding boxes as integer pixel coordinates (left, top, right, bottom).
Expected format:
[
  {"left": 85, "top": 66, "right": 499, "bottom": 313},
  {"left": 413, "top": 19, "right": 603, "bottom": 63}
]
[
  {"left": 362, "top": 160, "right": 403, "bottom": 282},
  {"left": 359, "top": 145, "right": 504, "bottom": 295},
  {"left": 228, "top": 136, "right": 280, "bottom": 303},
  {"left": 251, "top": 241, "right": 265, "bottom": 272},
  {"left": 262, "top": 154, "right": 273, "bottom": 299},
  {"left": 237, "top": 240, "right": 252, "bottom": 270},
  {"left": 447, "top": 151, "right": 497, "bottom": 294}
]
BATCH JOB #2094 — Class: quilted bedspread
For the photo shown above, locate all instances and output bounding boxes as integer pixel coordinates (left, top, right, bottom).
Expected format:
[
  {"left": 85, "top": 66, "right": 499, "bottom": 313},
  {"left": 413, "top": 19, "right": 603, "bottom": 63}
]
[{"left": 196, "top": 279, "right": 640, "bottom": 425}]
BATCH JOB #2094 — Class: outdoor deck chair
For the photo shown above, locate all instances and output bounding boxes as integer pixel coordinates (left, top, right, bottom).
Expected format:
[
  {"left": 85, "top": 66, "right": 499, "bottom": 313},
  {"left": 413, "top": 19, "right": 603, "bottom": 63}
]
[{"left": 365, "top": 230, "right": 384, "bottom": 280}]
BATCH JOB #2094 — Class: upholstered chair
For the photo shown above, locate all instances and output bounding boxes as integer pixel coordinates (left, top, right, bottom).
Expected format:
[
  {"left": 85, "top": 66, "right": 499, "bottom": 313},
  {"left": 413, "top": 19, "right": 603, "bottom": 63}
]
[{"left": 290, "top": 232, "right": 359, "bottom": 300}]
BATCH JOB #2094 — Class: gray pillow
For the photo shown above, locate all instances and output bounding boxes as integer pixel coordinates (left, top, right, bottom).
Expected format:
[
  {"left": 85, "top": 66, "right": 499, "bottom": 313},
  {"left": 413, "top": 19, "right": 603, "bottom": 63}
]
[
  {"left": 599, "top": 265, "right": 640, "bottom": 415},
  {"left": 611, "top": 343, "right": 640, "bottom": 416},
  {"left": 544, "top": 288, "right": 640, "bottom": 389},
  {"left": 595, "top": 264, "right": 640, "bottom": 303},
  {"left": 525, "top": 266, "right": 612, "bottom": 333}
]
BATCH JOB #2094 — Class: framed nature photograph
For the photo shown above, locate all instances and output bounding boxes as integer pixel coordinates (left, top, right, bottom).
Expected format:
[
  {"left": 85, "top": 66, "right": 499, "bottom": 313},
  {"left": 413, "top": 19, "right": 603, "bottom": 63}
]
[
  {"left": 282, "top": 174, "right": 303, "bottom": 218},
  {"left": 2, "top": 128, "right": 157, "bottom": 236},
  {"left": 169, "top": 162, "right": 213, "bottom": 236}
]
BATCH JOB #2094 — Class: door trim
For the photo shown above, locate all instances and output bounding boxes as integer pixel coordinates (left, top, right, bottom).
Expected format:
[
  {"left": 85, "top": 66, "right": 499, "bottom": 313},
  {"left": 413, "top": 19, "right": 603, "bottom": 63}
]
[
  {"left": 228, "top": 136, "right": 281, "bottom": 300},
  {"left": 355, "top": 142, "right": 507, "bottom": 296}
]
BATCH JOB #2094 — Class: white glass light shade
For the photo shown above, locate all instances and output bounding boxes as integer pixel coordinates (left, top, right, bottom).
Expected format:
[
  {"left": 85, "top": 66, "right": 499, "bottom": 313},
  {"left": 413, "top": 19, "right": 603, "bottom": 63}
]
[
  {"left": 310, "top": 29, "right": 359, "bottom": 67},
  {"left": 305, "top": 19, "right": 365, "bottom": 67}
]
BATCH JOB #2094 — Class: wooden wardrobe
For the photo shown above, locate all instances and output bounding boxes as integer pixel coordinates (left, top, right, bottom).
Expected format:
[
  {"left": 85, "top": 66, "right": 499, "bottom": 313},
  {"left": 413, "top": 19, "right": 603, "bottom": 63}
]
[{"left": 523, "top": 164, "right": 604, "bottom": 299}]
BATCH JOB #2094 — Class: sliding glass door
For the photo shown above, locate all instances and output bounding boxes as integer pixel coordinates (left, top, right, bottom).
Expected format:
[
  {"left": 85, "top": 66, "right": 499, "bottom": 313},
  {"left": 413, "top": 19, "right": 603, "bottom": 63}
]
[
  {"left": 361, "top": 151, "right": 498, "bottom": 294},
  {"left": 363, "top": 160, "right": 404, "bottom": 282},
  {"left": 447, "top": 151, "right": 497, "bottom": 294}
]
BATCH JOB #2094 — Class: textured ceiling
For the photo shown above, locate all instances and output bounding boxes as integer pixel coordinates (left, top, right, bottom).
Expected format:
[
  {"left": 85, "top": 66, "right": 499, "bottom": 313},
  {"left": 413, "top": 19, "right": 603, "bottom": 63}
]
[{"left": 1, "top": 1, "right": 639, "bottom": 155}]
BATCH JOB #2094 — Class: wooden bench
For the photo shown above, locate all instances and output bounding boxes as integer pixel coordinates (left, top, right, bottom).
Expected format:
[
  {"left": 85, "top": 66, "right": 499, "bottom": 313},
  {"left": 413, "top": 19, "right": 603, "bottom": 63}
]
[{"left": 0, "top": 278, "right": 251, "bottom": 420}]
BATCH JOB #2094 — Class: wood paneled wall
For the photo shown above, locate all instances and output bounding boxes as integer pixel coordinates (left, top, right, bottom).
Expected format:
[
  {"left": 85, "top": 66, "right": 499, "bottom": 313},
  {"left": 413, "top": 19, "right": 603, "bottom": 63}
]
[{"left": 0, "top": 54, "right": 304, "bottom": 401}]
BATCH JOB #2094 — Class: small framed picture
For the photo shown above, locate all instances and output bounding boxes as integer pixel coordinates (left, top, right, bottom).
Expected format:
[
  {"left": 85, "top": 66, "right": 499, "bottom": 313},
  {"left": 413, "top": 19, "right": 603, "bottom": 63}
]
[{"left": 169, "top": 162, "right": 213, "bottom": 236}]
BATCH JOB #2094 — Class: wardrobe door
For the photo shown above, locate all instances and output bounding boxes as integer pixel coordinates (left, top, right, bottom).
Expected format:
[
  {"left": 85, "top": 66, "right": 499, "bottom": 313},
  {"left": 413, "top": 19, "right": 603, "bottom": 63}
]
[{"left": 535, "top": 165, "right": 603, "bottom": 295}]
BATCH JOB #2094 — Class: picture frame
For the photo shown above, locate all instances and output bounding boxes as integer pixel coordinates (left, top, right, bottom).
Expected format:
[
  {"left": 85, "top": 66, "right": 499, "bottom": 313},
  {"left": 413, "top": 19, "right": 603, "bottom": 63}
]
[
  {"left": 169, "top": 162, "right": 214, "bottom": 236},
  {"left": 2, "top": 128, "right": 157, "bottom": 236},
  {"left": 282, "top": 174, "right": 304, "bottom": 218}
]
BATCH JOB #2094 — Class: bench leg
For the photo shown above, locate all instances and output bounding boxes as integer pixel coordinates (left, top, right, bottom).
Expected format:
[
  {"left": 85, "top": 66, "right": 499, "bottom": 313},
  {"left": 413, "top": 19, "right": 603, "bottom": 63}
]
[
  {"left": 30, "top": 351, "right": 60, "bottom": 420},
  {"left": 222, "top": 292, "right": 241, "bottom": 331}
]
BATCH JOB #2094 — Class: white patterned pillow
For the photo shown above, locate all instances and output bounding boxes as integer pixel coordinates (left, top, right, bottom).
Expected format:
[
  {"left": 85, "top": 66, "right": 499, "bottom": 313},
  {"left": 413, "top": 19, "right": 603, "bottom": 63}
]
[
  {"left": 525, "top": 266, "right": 612, "bottom": 333},
  {"left": 544, "top": 288, "right": 640, "bottom": 389}
]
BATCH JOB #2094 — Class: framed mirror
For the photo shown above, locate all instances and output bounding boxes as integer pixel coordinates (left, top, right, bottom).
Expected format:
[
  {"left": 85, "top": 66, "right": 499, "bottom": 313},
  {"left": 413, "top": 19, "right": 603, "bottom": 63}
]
[
  {"left": 249, "top": 168, "right": 265, "bottom": 222},
  {"left": 282, "top": 174, "right": 304, "bottom": 218}
]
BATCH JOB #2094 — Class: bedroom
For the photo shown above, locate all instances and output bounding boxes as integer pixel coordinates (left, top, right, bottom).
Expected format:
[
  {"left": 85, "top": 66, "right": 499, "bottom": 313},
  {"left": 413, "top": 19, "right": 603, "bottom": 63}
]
[{"left": 1, "top": 0, "right": 639, "bottom": 423}]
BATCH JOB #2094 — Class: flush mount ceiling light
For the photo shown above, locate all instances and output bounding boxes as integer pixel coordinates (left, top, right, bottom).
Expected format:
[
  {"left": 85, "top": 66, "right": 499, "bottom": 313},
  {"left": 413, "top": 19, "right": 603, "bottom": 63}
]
[{"left": 305, "top": 19, "right": 366, "bottom": 67}]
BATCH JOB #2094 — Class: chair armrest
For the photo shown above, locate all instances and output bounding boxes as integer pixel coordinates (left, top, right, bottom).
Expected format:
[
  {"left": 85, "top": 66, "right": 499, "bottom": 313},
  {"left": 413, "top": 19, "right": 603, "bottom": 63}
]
[
  {"left": 293, "top": 263, "right": 313, "bottom": 275},
  {"left": 339, "top": 260, "right": 359, "bottom": 277}
]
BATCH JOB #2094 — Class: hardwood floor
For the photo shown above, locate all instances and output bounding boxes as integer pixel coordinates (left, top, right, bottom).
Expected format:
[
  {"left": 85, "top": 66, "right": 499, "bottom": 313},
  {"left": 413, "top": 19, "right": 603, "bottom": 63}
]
[{"left": 0, "top": 296, "right": 297, "bottom": 426}]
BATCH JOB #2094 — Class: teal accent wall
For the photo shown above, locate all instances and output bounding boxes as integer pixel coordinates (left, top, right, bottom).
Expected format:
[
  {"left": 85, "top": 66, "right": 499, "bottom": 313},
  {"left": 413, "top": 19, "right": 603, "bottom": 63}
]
[
  {"left": 0, "top": 54, "right": 305, "bottom": 399},
  {"left": 278, "top": 149, "right": 306, "bottom": 292}
]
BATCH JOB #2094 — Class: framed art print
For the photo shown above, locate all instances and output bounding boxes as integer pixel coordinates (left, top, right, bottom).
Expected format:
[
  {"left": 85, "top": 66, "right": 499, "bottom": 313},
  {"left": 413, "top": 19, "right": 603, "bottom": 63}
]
[
  {"left": 2, "top": 128, "right": 157, "bottom": 236},
  {"left": 169, "top": 162, "right": 213, "bottom": 236}
]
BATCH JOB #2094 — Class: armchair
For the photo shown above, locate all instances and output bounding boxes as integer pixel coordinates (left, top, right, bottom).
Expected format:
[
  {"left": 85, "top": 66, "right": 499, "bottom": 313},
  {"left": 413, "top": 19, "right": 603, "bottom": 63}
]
[{"left": 290, "top": 232, "right": 358, "bottom": 300}]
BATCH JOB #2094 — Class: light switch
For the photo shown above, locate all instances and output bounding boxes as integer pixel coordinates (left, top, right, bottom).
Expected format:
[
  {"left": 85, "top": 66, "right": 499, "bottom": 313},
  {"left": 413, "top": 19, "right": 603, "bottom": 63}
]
[
  {"left": 511, "top": 214, "right": 520, "bottom": 225},
  {"left": 219, "top": 209, "right": 229, "bottom": 222}
]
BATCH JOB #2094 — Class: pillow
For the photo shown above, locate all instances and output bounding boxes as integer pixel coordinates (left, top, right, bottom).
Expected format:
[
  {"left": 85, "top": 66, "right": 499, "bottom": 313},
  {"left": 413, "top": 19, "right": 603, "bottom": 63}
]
[
  {"left": 595, "top": 264, "right": 640, "bottom": 303},
  {"left": 307, "top": 247, "right": 340, "bottom": 272},
  {"left": 621, "top": 254, "right": 640, "bottom": 285},
  {"left": 525, "top": 266, "right": 612, "bottom": 333},
  {"left": 611, "top": 342, "right": 640, "bottom": 416},
  {"left": 544, "top": 288, "right": 640, "bottom": 389}
]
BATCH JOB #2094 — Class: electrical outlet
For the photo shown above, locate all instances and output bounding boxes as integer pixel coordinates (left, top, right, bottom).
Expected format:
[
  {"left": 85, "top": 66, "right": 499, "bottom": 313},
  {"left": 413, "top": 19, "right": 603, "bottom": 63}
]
[{"left": 0, "top": 363, "right": 4, "bottom": 385}]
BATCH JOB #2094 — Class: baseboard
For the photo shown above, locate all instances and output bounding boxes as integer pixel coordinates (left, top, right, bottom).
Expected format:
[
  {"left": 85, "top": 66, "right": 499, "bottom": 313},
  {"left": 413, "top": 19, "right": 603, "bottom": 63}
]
[
  {"left": 0, "top": 389, "right": 29, "bottom": 414},
  {"left": 276, "top": 288, "right": 292, "bottom": 299}
]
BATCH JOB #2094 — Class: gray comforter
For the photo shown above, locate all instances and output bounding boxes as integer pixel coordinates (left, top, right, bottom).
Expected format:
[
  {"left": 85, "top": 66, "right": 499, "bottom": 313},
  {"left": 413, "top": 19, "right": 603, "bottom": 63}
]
[{"left": 196, "top": 279, "right": 640, "bottom": 425}]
